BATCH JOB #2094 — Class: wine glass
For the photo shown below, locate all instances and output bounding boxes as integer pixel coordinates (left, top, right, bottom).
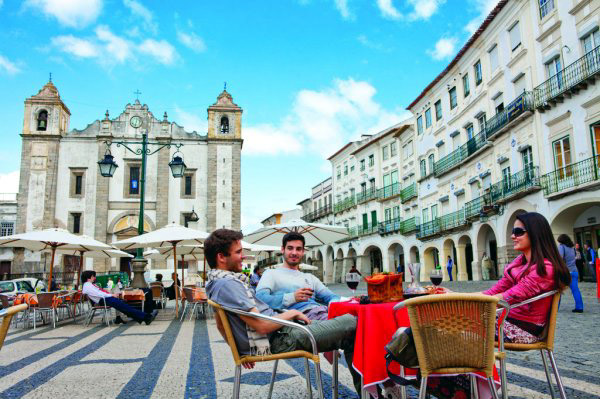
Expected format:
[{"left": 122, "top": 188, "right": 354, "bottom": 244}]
[
  {"left": 430, "top": 269, "right": 443, "bottom": 287},
  {"left": 345, "top": 272, "right": 360, "bottom": 297}
]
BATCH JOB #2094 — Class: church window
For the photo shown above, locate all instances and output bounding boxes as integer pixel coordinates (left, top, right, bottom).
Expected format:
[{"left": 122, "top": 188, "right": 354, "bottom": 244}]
[
  {"left": 37, "top": 110, "right": 48, "bottom": 131},
  {"left": 70, "top": 169, "right": 86, "bottom": 198},
  {"left": 75, "top": 175, "right": 83, "bottom": 195},
  {"left": 220, "top": 116, "right": 229, "bottom": 134},
  {"left": 1, "top": 222, "right": 14, "bottom": 237},
  {"left": 70, "top": 213, "right": 82, "bottom": 234},
  {"left": 181, "top": 169, "right": 197, "bottom": 199},
  {"left": 130, "top": 167, "right": 140, "bottom": 195},
  {"left": 185, "top": 175, "right": 192, "bottom": 196}
]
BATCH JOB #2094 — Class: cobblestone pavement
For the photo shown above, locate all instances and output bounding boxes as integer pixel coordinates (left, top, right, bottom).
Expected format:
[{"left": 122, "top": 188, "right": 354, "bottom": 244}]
[{"left": 0, "top": 281, "right": 597, "bottom": 399}]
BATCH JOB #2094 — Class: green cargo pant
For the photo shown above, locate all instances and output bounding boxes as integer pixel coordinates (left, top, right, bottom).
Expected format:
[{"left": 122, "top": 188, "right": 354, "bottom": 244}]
[{"left": 269, "top": 313, "right": 361, "bottom": 394}]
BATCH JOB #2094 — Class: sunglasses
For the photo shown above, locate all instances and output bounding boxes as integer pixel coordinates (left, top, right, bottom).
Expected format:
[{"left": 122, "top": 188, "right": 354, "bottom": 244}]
[{"left": 512, "top": 227, "right": 527, "bottom": 237}]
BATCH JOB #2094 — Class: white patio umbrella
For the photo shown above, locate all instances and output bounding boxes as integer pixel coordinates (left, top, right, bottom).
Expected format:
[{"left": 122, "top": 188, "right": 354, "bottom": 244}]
[
  {"left": 0, "top": 228, "right": 113, "bottom": 290},
  {"left": 243, "top": 219, "right": 349, "bottom": 247},
  {"left": 112, "top": 222, "right": 209, "bottom": 315},
  {"left": 299, "top": 263, "right": 318, "bottom": 271},
  {"left": 144, "top": 246, "right": 204, "bottom": 287},
  {"left": 53, "top": 247, "right": 133, "bottom": 289}
]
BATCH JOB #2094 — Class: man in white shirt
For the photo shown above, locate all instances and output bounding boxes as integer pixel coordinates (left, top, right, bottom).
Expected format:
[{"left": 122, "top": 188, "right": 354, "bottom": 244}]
[{"left": 81, "top": 270, "right": 157, "bottom": 325}]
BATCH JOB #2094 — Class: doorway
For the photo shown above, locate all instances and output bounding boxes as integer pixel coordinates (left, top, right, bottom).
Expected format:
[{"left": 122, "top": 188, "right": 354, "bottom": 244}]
[{"left": 465, "top": 243, "right": 473, "bottom": 280}]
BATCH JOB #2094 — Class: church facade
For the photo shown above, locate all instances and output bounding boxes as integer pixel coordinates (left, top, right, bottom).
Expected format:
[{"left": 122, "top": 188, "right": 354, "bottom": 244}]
[{"left": 13, "top": 81, "right": 242, "bottom": 278}]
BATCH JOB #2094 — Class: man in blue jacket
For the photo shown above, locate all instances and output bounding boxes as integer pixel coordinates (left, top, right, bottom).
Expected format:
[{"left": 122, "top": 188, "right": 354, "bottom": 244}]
[{"left": 256, "top": 232, "right": 340, "bottom": 320}]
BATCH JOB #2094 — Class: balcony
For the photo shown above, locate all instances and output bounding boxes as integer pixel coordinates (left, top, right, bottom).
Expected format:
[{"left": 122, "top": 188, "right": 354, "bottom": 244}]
[
  {"left": 400, "top": 183, "right": 418, "bottom": 203},
  {"left": 489, "top": 166, "right": 541, "bottom": 203},
  {"left": 485, "top": 91, "right": 534, "bottom": 140},
  {"left": 438, "top": 208, "right": 468, "bottom": 232},
  {"left": 416, "top": 219, "right": 441, "bottom": 240},
  {"left": 433, "top": 130, "right": 489, "bottom": 177},
  {"left": 399, "top": 216, "right": 419, "bottom": 235},
  {"left": 465, "top": 195, "right": 488, "bottom": 220},
  {"left": 356, "top": 187, "right": 379, "bottom": 204},
  {"left": 378, "top": 182, "right": 401, "bottom": 201},
  {"left": 379, "top": 217, "right": 403, "bottom": 235},
  {"left": 334, "top": 196, "right": 356, "bottom": 214},
  {"left": 541, "top": 155, "right": 600, "bottom": 198},
  {"left": 348, "top": 223, "right": 379, "bottom": 237},
  {"left": 534, "top": 44, "right": 600, "bottom": 111},
  {"left": 302, "top": 204, "right": 333, "bottom": 222},
  {"left": 257, "top": 255, "right": 280, "bottom": 268}
]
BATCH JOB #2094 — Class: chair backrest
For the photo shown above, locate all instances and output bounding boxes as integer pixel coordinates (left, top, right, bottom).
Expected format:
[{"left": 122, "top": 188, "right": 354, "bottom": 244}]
[
  {"left": 542, "top": 292, "right": 561, "bottom": 350},
  {"left": 151, "top": 286, "right": 162, "bottom": 299},
  {"left": 0, "top": 294, "right": 10, "bottom": 308},
  {"left": 403, "top": 293, "right": 499, "bottom": 378},
  {"left": 183, "top": 287, "right": 196, "bottom": 302},
  {"left": 37, "top": 292, "right": 56, "bottom": 308},
  {"left": 207, "top": 299, "right": 242, "bottom": 365},
  {"left": 0, "top": 304, "right": 28, "bottom": 350}
]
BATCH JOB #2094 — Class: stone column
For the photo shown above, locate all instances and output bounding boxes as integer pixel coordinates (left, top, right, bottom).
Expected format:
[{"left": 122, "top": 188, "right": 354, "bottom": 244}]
[
  {"left": 342, "top": 256, "right": 354, "bottom": 281},
  {"left": 333, "top": 258, "right": 344, "bottom": 283},
  {"left": 457, "top": 244, "right": 468, "bottom": 281},
  {"left": 313, "top": 260, "right": 324, "bottom": 281},
  {"left": 356, "top": 255, "right": 369, "bottom": 275},
  {"left": 381, "top": 249, "right": 391, "bottom": 273},
  {"left": 471, "top": 260, "right": 482, "bottom": 281},
  {"left": 130, "top": 258, "right": 148, "bottom": 288},
  {"left": 206, "top": 143, "right": 218, "bottom": 231},
  {"left": 94, "top": 138, "right": 111, "bottom": 272}
]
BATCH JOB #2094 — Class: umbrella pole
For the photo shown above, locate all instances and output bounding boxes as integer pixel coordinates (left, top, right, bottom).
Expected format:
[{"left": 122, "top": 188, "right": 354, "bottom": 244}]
[
  {"left": 181, "top": 254, "right": 185, "bottom": 287},
  {"left": 76, "top": 251, "right": 84, "bottom": 290},
  {"left": 203, "top": 258, "right": 206, "bottom": 287},
  {"left": 48, "top": 246, "right": 56, "bottom": 291},
  {"left": 173, "top": 243, "right": 179, "bottom": 317}
]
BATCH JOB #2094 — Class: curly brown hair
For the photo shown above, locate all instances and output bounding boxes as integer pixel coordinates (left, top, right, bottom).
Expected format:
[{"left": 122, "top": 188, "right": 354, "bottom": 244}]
[{"left": 204, "top": 229, "right": 244, "bottom": 268}]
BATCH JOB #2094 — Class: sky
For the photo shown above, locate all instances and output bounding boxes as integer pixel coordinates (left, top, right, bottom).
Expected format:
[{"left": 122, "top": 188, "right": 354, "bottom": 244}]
[{"left": 0, "top": 0, "right": 499, "bottom": 232}]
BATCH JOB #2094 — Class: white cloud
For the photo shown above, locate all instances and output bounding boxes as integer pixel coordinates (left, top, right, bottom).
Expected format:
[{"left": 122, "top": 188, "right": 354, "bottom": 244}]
[
  {"left": 244, "top": 78, "right": 410, "bottom": 158},
  {"left": 51, "top": 35, "right": 99, "bottom": 58},
  {"left": 95, "top": 25, "right": 132, "bottom": 63},
  {"left": 427, "top": 36, "right": 458, "bottom": 60},
  {"left": 177, "top": 31, "right": 206, "bottom": 53},
  {"left": 376, "top": 0, "right": 445, "bottom": 21},
  {"left": 0, "top": 55, "right": 22, "bottom": 75},
  {"left": 465, "top": 0, "right": 499, "bottom": 34},
  {"left": 357, "top": 34, "right": 388, "bottom": 52},
  {"left": 139, "top": 39, "right": 178, "bottom": 65},
  {"left": 173, "top": 106, "right": 207, "bottom": 133},
  {"left": 123, "top": 0, "right": 158, "bottom": 34},
  {"left": 24, "top": 0, "right": 103, "bottom": 28},
  {"left": 0, "top": 171, "right": 19, "bottom": 193},
  {"left": 334, "top": 0, "right": 354, "bottom": 20}
]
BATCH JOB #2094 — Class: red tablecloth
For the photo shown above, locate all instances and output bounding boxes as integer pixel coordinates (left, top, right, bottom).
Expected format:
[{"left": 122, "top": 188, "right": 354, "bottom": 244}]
[{"left": 329, "top": 301, "right": 414, "bottom": 387}]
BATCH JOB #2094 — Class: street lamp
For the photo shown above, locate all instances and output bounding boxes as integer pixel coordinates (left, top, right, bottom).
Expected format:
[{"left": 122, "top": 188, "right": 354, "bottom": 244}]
[
  {"left": 98, "top": 116, "right": 187, "bottom": 286},
  {"left": 189, "top": 207, "right": 200, "bottom": 223}
]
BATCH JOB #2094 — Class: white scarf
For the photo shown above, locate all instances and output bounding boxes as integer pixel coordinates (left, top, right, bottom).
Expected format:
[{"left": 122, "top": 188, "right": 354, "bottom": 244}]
[{"left": 207, "top": 268, "right": 271, "bottom": 356}]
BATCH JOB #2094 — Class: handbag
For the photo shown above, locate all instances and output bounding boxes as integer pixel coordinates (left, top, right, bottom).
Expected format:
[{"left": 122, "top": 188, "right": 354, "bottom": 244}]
[{"left": 384, "top": 326, "right": 419, "bottom": 385}]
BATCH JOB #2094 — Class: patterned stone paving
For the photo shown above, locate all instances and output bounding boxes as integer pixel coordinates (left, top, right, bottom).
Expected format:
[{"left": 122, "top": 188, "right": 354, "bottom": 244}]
[{"left": 0, "top": 281, "right": 598, "bottom": 398}]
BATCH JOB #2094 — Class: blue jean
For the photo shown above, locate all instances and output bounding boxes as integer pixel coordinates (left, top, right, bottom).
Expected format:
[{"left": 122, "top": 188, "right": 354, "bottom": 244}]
[
  {"left": 104, "top": 296, "right": 149, "bottom": 322},
  {"left": 447, "top": 266, "right": 453, "bottom": 281},
  {"left": 570, "top": 271, "right": 584, "bottom": 310}
]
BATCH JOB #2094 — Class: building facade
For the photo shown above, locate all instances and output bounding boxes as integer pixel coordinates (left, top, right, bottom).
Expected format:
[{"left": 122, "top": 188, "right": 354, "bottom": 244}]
[
  {"left": 298, "top": 0, "right": 600, "bottom": 283},
  {"left": 12, "top": 81, "right": 243, "bottom": 280}
]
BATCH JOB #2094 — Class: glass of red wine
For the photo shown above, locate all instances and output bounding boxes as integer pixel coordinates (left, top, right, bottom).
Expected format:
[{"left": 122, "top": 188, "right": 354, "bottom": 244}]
[
  {"left": 430, "top": 269, "right": 443, "bottom": 287},
  {"left": 346, "top": 272, "right": 360, "bottom": 297}
]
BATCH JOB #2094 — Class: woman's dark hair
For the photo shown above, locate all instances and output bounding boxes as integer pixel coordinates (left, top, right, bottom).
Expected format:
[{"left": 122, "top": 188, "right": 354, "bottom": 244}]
[
  {"left": 81, "top": 270, "right": 96, "bottom": 283},
  {"left": 515, "top": 212, "right": 571, "bottom": 290},
  {"left": 253, "top": 265, "right": 261, "bottom": 274},
  {"left": 155, "top": 273, "right": 163, "bottom": 281},
  {"left": 282, "top": 232, "right": 305, "bottom": 248},
  {"left": 556, "top": 234, "right": 574, "bottom": 248},
  {"left": 204, "top": 228, "right": 244, "bottom": 268}
]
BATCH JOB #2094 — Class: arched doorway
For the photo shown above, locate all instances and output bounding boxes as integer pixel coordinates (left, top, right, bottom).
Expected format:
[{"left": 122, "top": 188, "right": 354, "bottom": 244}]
[
  {"left": 344, "top": 246, "right": 357, "bottom": 278},
  {"left": 363, "top": 245, "right": 383, "bottom": 275},
  {"left": 500, "top": 208, "right": 529, "bottom": 274},
  {"left": 324, "top": 246, "right": 335, "bottom": 283},
  {"left": 408, "top": 245, "right": 421, "bottom": 281},
  {"left": 442, "top": 238, "right": 456, "bottom": 281},
  {"left": 477, "top": 224, "right": 498, "bottom": 279},
  {"left": 551, "top": 201, "right": 600, "bottom": 281},
  {"left": 334, "top": 248, "right": 344, "bottom": 283},
  {"left": 387, "top": 242, "right": 405, "bottom": 274},
  {"left": 314, "top": 250, "right": 324, "bottom": 280},
  {"left": 457, "top": 235, "right": 473, "bottom": 281},
  {"left": 423, "top": 246, "right": 439, "bottom": 277}
]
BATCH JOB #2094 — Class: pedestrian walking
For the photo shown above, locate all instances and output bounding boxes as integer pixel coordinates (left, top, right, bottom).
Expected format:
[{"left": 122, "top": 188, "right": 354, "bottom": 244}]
[
  {"left": 481, "top": 252, "right": 493, "bottom": 280},
  {"left": 584, "top": 242, "right": 596, "bottom": 280},
  {"left": 574, "top": 243, "right": 584, "bottom": 282},
  {"left": 446, "top": 255, "right": 453, "bottom": 281},
  {"left": 557, "top": 235, "right": 584, "bottom": 313}
]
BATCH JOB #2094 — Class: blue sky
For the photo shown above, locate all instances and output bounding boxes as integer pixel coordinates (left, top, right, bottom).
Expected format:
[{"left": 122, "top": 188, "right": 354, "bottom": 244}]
[{"left": 0, "top": 0, "right": 498, "bottom": 231}]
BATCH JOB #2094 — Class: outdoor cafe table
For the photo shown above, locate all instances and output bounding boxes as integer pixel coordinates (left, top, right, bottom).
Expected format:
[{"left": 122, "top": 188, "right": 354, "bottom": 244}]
[
  {"left": 119, "top": 289, "right": 145, "bottom": 312},
  {"left": 328, "top": 300, "right": 500, "bottom": 398}
]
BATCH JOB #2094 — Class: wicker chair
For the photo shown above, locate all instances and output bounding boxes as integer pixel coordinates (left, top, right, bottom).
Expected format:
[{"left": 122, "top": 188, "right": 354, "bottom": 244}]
[
  {"left": 207, "top": 299, "right": 327, "bottom": 399},
  {"left": 496, "top": 290, "right": 565, "bottom": 399},
  {"left": 394, "top": 294, "right": 503, "bottom": 399},
  {"left": 0, "top": 304, "right": 27, "bottom": 350}
]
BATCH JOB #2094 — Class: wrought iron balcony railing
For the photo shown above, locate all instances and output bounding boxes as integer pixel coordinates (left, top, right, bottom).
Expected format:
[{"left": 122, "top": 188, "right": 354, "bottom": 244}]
[
  {"left": 334, "top": 196, "right": 356, "bottom": 214},
  {"left": 349, "top": 223, "right": 379, "bottom": 237},
  {"left": 433, "top": 130, "right": 488, "bottom": 177},
  {"left": 400, "top": 216, "right": 419, "bottom": 235},
  {"left": 485, "top": 91, "right": 534, "bottom": 140},
  {"left": 489, "top": 166, "right": 541, "bottom": 203},
  {"left": 379, "top": 217, "right": 402, "bottom": 234},
  {"left": 356, "top": 187, "right": 379, "bottom": 204},
  {"left": 534, "top": 44, "right": 600, "bottom": 108},
  {"left": 378, "top": 182, "right": 401, "bottom": 201},
  {"left": 257, "top": 256, "right": 280, "bottom": 267},
  {"left": 302, "top": 204, "right": 333, "bottom": 222},
  {"left": 417, "top": 219, "right": 441, "bottom": 239},
  {"left": 439, "top": 208, "right": 467, "bottom": 231},
  {"left": 400, "top": 182, "right": 418, "bottom": 203},
  {"left": 464, "top": 195, "right": 489, "bottom": 220},
  {"left": 541, "top": 155, "right": 600, "bottom": 196}
]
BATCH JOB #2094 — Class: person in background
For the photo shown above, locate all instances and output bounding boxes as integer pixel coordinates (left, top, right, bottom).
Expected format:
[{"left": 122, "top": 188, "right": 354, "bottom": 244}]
[
  {"left": 81, "top": 270, "right": 157, "bottom": 325},
  {"left": 557, "top": 234, "right": 584, "bottom": 313},
  {"left": 116, "top": 277, "right": 124, "bottom": 291},
  {"left": 249, "top": 266, "right": 262, "bottom": 289},
  {"left": 574, "top": 243, "right": 584, "bottom": 282},
  {"left": 481, "top": 252, "right": 492, "bottom": 280},
  {"left": 446, "top": 255, "right": 453, "bottom": 281},
  {"left": 349, "top": 264, "right": 362, "bottom": 276},
  {"left": 165, "top": 272, "right": 181, "bottom": 300},
  {"left": 155, "top": 273, "right": 164, "bottom": 286},
  {"left": 106, "top": 278, "right": 114, "bottom": 292},
  {"left": 584, "top": 242, "right": 596, "bottom": 279},
  {"left": 256, "top": 232, "right": 340, "bottom": 321}
]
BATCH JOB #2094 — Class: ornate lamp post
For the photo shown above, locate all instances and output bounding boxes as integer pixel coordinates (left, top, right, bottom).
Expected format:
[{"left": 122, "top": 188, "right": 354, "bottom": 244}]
[{"left": 98, "top": 116, "right": 187, "bottom": 287}]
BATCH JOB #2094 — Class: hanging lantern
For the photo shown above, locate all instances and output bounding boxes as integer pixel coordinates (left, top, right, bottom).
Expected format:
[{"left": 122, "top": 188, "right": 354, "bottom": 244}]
[
  {"left": 169, "top": 152, "right": 187, "bottom": 178},
  {"left": 98, "top": 150, "right": 118, "bottom": 177}
]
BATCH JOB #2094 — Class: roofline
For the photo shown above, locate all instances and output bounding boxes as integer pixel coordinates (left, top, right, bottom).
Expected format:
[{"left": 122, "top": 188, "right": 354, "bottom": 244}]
[
  {"left": 326, "top": 142, "right": 355, "bottom": 161},
  {"left": 350, "top": 125, "right": 409, "bottom": 156},
  {"left": 406, "top": 0, "right": 509, "bottom": 110},
  {"left": 296, "top": 198, "right": 311, "bottom": 206}
]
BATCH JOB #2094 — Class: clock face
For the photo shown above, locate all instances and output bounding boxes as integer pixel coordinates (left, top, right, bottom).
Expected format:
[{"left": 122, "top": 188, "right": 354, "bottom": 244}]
[{"left": 130, "top": 116, "right": 142, "bottom": 128}]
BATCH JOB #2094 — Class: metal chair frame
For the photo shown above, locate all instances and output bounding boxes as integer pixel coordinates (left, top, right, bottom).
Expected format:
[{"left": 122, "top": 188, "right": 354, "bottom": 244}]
[
  {"left": 208, "top": 299, "right": 326, "bottom": 399},
  {"left": 83, "top": 296, "right": 112, "bottom": 327},
  {"left": 180, "top": 287, "right": 207, "bottom": 321},
  {"left": 30, "top": 292, "right": 59, "bottom": 330},
  {"left": 496, "top": 290, "right": 566, "bottom": 399}
]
